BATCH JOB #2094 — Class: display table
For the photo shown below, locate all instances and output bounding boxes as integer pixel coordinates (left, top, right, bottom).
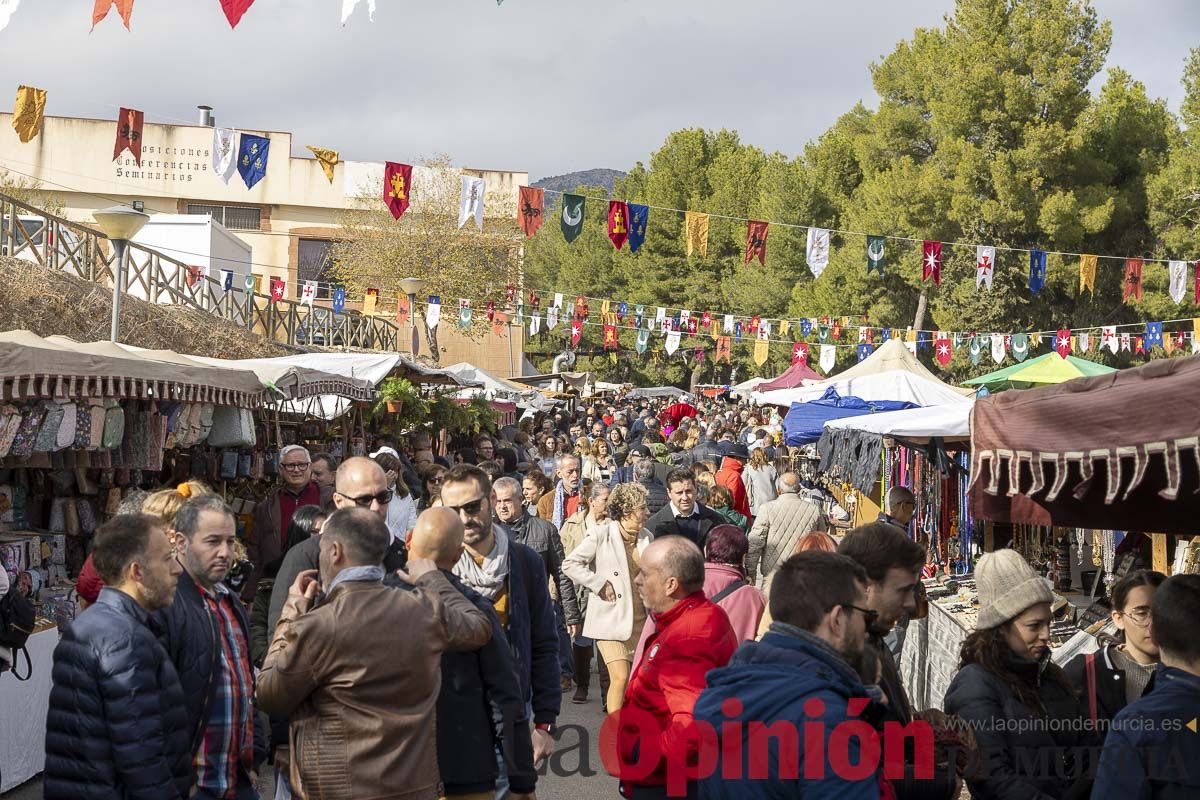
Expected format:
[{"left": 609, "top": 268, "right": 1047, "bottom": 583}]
[
  {"left": 0, "top": 623, "right": 58, "bottom": 792},
  {"left": 899, "top": 601, "right": 970, "bottom": 713}
]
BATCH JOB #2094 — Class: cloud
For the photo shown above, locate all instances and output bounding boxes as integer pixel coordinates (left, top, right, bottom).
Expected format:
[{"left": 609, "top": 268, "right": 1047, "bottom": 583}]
[{"left": 0, "top": 0, "right": 1194, "bottom": 181}]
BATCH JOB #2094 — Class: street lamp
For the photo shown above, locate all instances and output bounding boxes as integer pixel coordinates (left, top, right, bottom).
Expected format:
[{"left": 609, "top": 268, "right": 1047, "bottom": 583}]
[
  {"left": 94, "top": 205, "right": 149, "bottom": 342},
  {"left": 398, "top": 276, "right": 426, "bottom": 356}
]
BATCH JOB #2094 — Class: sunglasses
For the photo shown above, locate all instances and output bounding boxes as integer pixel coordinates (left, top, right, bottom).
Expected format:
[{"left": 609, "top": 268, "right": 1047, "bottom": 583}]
[
  {"left": 841, "top": 604, "right": 880, "bottom": 627},
  {"left": 336, "top": 488, "right": 394, "bottom": 508},
  {"left": 445, "top": 496, "right": 487, "bottom": 516}
]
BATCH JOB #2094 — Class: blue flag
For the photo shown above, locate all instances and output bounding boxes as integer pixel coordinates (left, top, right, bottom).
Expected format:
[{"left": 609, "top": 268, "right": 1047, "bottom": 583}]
[
  {"left": 618, "top": 301, "right": 629, "bottom": 320},
  {"left": 222, "top": 270, "right": 234, "bottom": 292},
  {"left": 735, "top": 321, "right": 743, "bottom": 343},
  {"left": 880, "top": 328, "right": 891, "bottom": 343},
  {"left": 1145, "top": 321, "right": 1163, "bottom": 349},
  {"left": 332, "top": 287, "right": 346, "bottom": 313},
  {"left": 238, "top": 134, "right": 270, "bottom": 190},
  {"left": 917, "top": 331, "right": 931, "bottom": 352},
  {"left": 857, "top": 344, "right": 873, "bottom": 362},
  {"left": 799, "top": 318, "right": 812, "bottom": 337},
  {"left": 1029, "top": 249, "right": 1047, "bottom": 294},
  {"left": 627, "top": 204, "right": 649, "bottom": 253}
]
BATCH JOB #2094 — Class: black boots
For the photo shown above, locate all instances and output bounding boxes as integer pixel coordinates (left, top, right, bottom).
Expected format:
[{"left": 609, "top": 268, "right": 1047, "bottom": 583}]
[{"left": 571, "top": 645, "right": 591, "bottom": 704}]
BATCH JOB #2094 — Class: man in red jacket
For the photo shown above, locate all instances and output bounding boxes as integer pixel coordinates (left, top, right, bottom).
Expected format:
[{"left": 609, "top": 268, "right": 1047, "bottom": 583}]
[
  {"left": 714, "top": 442, "right": 752, "bottom": 522},
  {"left": 613, "top": 536, "right": 738, "bottom": 799}
]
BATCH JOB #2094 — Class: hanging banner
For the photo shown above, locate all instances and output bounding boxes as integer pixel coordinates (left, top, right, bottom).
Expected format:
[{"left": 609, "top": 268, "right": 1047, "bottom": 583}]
[
  {"left": 384, "top": 162, "right": 413, "bottom": 220},
  {"left": 213, "top": 128, "right": 238, "bottom": 184},
  {"left": 603, "top": 323, "right": 618, "bottom": 351},
  {"left": 628, "top": 204, "right": 649, "bottom": 253},
  {"left": 664, "top": 329, "right": 681, "bottom": 355},
  {"left": 306, "top": 145, "right": 338, "bottom": 182},
  {"left": 0, "top": 1, "right": 21, "bottom": 35},
  {"left": 1078, "top": 254, "right": 1097, "bottom": 295},
  {"left": 11, "top": 85, "right": 46, "bottom": 144},
  {"left": 805, "top": 227, "right": 830, "bottom": 278},
  {"left": 685, "top": 212, "right": 709, "bottom": 257},
  {"left": 221, "top": 269, "right": 234, "bottom": 292},
  {"left": 636, "top": 329, "right": 651, "bottom": 354},
  {"left": 715, "top": 336, "right": 731, "bottom": 363},
  {"left": 1077, "top": 331, "right": 1090, "bottom": 353},
  {"left": 561, "top": 193, "right": 585, "bottom": 243},
  {"left": 990, "top": 333, "right": 1005, "bottom": 364},
  {"left": 362, "top": 289, "right": 378, "bottom": 317},
  {"left": 819, "top": 344, "right": 836, "bottom": 373},
  {"left": 866, "top": 235, "right": 885, "bottom": 276},
  {"left": 791, "top": 342, "right": 809, "bottom": 366},
  {"left": 396, "top": 296, "right": 409, "bottom": 325},
  {"left": 341, "top": 0, "right": 376, "bottom": 24},
  {"left": 856, "top": 344, "right": 873, "bottom": 362},
  {"left": 113, "top": 107, "right": 144, "bottom": 166},
  {"left": 486, "top": 300, "right": 496, "bottom": 322},
  {"left": 458, "top": 176, "right": 486, "bottom": 231},
  {"left": 269, "top": 277, "right": 285, "bottom": 305},
  {"left": 458, "top": 299, "right": 472, "bottom": 329},
  {"left": 530, "top": 313, "right": 541, "bottom": 336},
  {"left": 547, "top": 306, "right": 559, "bottom": 330},
  {"left": 302, "top": 280, "right": 317, "bottom": 305},
  {"left": 751, "top": 338, "right": 768, "bottom": 366},
  {"left": 976, "top": 245, "right": 995, "bottom": 289},
  {"left": 1011, "top": 333, "right": 1029, "bottom": 362},
  {"left": 607, "top": 200, "right": 629, "bottom": 250},
  {"left": 1055, "top": 328, "right": 1072, "bottom": 359},
  {"left": 1145, "top": 321, "right": 1164, "bottom": 350},
  {"left": 332, "top": 286, "right": 346, "bottom": 312},
  {"left": 492, "top": 312, "right": 507, "bottom": 337},
  {"left": 245, "top": 273, "right": 259, "bottom": 294},
  {"left": 1028, "top": 249, "right": 1047, "bottom": 294},
  {"left": 1169, "top": 260, "right": 1187, "bottom": 304},
  {"left": 570, "top": 320, "right": 583, "bottom": 347},
  {"left": 934, "top": 334, "right": 952, "bottom": 366},
  {"left": 519, "top": 186, "right": 544, "bottom": 238},
  {"left": 1102, "top": 325, "right": 1118, "bottom": 355},
  {"left": 921, "top": 240, "right": 941, "bottom": 285},
  {"left": 968, "top": 336, "right": 982, "bottom": 365},
  {"left": 237, "top": 133, "right": 270, "bottom": 190},
  {"left": 219, "top": 0, "right": 256, "bottom": 28},
  {"left": 744, "top": 220, "right": 768, "bottom": 265},
  {"left": 1123, "top": 257, "right": 1143, "bottom": 303},
  {"left": 93, "top": 0, "right": 134, "bottom": 31},
  {"left": 426, "top": 295, "right": 441, "bottom": 329}
]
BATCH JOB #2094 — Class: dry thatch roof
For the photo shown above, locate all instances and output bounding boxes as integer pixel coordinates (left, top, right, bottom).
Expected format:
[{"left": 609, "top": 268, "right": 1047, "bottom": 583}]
[{"left": 0, "top": 257, "right": 293, "bottom": 359}]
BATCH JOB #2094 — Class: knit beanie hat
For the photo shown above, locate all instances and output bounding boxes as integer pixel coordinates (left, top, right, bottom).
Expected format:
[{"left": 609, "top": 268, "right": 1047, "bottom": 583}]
[{"left": 974, "top": 549, "right": 1055, "bottom": 630}]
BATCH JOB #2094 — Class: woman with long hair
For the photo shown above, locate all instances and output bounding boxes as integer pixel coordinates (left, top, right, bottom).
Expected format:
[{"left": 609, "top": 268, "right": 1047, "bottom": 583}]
[
  {"left": 538, "top": 436, "right": 559, "bottom": 475},
  {"left": 562, "top": 482, "right": 653, "bottom": 713},
  {"left": 707, "top": 485, "right": 749, "bottom": 532},
  {"left": 522, "top": 470, "right": 552, "bottom": 517},
  {"left": 607, "top": 426, "right": 628, "bottom": 467},
  {"left": 372, "top": 450, "right": 418, "bottom": 544},
  {"left": 944, "top": 550, "right": 1099, "bottom": 799},
  {"left": 582, "top": 438, "right": 616, "bottom": 484},
  {"left": 559, "top": 481, "right": 612, "bottom": 705},
  {"left": 743, "top": 446, "right": 778, "bottom": 517},
  {"left": 418, "top": 463, "right": 448, "bottom": 511}
]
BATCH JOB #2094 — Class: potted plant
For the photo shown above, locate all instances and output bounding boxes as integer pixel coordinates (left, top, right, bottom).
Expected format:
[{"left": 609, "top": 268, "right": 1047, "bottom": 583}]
[{"left": 374, "top": 377, "right": 424, "bottom": 419}]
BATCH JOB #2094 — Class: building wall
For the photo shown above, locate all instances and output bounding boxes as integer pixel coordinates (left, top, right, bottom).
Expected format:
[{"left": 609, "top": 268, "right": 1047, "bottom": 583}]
[{"left": 0, "top": 112, "right": 527, "bottom": 370}]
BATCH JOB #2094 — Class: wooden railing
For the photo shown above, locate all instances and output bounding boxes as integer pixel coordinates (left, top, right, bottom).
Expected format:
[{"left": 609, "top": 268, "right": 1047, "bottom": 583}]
[{"left": 0, "top": 192, "right": 400, "bottom": 352}]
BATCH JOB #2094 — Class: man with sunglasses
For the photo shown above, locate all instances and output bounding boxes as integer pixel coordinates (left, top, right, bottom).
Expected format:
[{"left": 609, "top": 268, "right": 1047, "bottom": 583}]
[
  {"left": 246, "top": 445, "right": 333, "bottom": 602},
  {"left": 694, "top": 551, "right": 881, "bottom": 798}
]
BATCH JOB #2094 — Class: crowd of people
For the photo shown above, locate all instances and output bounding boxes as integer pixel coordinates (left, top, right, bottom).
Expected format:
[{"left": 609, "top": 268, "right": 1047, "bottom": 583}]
[{"left": 33, "top": 395, "right": 1200, "bottom": 799}]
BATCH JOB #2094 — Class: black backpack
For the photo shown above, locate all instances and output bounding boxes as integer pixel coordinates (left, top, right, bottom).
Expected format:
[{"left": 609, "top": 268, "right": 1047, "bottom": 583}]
[{"left": 0, "top": 583, "right": 35, "bottom": 681}]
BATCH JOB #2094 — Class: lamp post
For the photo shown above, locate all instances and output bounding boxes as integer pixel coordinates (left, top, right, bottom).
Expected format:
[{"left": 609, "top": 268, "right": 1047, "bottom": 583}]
[
  {"left": 94, "top": 205, "right": 149, "bottom": 342},
  {"left": 398, "top": 276, "right": 426, "bottom": 357}
]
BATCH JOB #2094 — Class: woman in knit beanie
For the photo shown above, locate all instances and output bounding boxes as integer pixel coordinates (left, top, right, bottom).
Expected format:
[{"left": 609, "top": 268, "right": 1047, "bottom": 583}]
[{"left": 944, "top": 549, "right": 1099, "bottom": 799}]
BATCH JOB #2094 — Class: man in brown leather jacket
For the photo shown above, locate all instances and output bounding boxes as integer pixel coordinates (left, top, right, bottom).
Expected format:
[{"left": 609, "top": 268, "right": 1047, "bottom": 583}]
[{"left": 256, "top": 506, "right": 492, "bottom": 800}]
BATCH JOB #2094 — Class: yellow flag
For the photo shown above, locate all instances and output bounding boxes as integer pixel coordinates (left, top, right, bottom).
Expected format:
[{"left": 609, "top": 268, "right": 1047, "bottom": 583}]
[
  {"left": 906, "top": 329, "right": 917, "bottom": 343},
  {"left": 779, "top": 319, "right": 790, "bottom": 337},
  {"left": 601, "top": 299, "right": 611, "bottom": 316},
  {"left": 363, "top": 293, "right": 377, "bottom": 317},
  {"left": 12, "top": 85, "right": 46, "bottom": 144},
  {"left": 1164, "top": 331, "right": 1175, "bottom": 354},
  {"left": 753, "top": 338, "right": 769, "bottom": 366},
  {"left": 1193, "top": 318, "right": 1200, "bottom": 339},
  {"left": 1079, "top": 254, "right": 1097, "bottom": 294},
  {"left": 306, "top": 146, "right": 339, "bottom": 183},
  {"left": 685, "top": 212, "right": 709, "bottom": 257}
]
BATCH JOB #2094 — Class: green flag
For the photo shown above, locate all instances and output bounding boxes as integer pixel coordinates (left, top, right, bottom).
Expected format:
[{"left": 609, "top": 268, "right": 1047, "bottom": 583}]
[
  {"left": 866, "top": 235, "right": 885, "bottom": 275},
  {"left": 561, "top": 193, "right": 585, "bottom": 243}
]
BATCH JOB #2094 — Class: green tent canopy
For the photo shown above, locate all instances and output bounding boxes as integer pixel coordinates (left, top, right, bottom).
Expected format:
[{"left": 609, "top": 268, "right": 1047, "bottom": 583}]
[{"left": 962, "top": 352, "right": 1117, "bottom": 392}]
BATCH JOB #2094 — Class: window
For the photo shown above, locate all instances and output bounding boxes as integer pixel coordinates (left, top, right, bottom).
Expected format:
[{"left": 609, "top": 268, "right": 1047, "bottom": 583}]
[
  {"left": 186, "top": 204, "right": 262, "bottom": 231},
  {"left": 297, "top": 239, "right": 335, "bottom": 299}
]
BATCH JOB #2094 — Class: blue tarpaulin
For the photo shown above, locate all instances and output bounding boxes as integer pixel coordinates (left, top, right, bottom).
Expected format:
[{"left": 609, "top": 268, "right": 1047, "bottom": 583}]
[{"left": 782, "top": 387, "right": 919, "bottom": 446}]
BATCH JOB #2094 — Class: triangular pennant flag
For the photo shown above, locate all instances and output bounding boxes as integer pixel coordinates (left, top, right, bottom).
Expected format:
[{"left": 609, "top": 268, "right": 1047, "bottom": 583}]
[
  {"left": 665, "top": 329, "right": 680, "bottom": 355},
  {"left": 976, "top": 245, "right": 995, "bottom": 289},
  {"left": 362, "top": 289, "right": 378, "bottom": 317},
  {"left": 219, "top": 0, "right": 256, "bottom": 29},
  {"left": 818, "top": 344, "right": 836, "bottom": 373},
  {"left": 934, "top": 334, "right": 953, "bottom": 366},
  {"left": 969, "top": 336, "right": 982, "bottom": 365},
  {"left": 1120, "top": 333, "right": 1131, "bottom": 352},
  {"left": 866, "top": 235, "right": 885, "bottom": 276},
  {"left": 113, "top": 107, "right": 144, "bottom": 166},
  {"left": 1078, "top": 254, "right": 1098, "bottom": 295},
  {"left": 792, "top": 342, "right": 809, "bottom": 366},
  {"left": 11, "top": 85, "right": 46, "bottom": 144},
  {"left": 685, "top": 212, "right": 709, "bottom": 257},
  {"left": 1135, "top": 335, "right": 1145, "bottom": 356},
  {"left": 301, "top": 280, "right": 317, "bottom": 306},
  {"left": 1078, "top": 332, "right": 1090, "bottom": 353},
  {"left": 396, "top": 296, "right": 410, "bottom": 325},
  {"left": 547, "top": 306, "right": 559, "bottom": 330},
  {"left": 701, "top": 311, "right": 711, "bottom": 330},
  {"left": 518, "top": 186, "right": 544, "bottom": 238},
  {"left": 341, "top": 0, "right": 376, "bottom": 24},
  {"left": 237, "top": 133, "right": 270, "bottom": 190},
  {"left": 991, "top": 333, "right": 1006, "bottom": 365},
  {"left": 332, "top": 286, "right": 346, "bottom": 312},
  {"left": 1011, "top": 333, "right": 1029, "bottom": 362},
  {"left": 221, "top": 269, "right": 234, "bottom": 292},
  {"left": 607, "top": 200, "right": 629, "bottom": 250},
  {"left": 628, "top": 204, "right": 649, "bottom": 253},
  {"left": 922, "top": 240, "right": 942, "bottom": 285},
  {"left": 426, "top": 296, "right": 441, "bottom": 329},
  {"left": 856, "top": 343, "right": 873, "bottom": 362},
  {"left": 636, "top": 329, "right": 650, "bottom": 354},
  {"left": 529, "top": 313, "right": 541, "bottom": 336},
  {"left": 635, "top": 305, "right": 644, "bottom": 328},
  {"left": 560, "top": 194, "right": 585, "bottom": 243},
  {"left": 735, "top": 321, "right": 743, "bottom": 343},
  {"left": 744, "top": 220, "right": 768, "bottom": 265},
  {"left": 1169, "top": 260, "right": 1187, "bottom": 304},
  {"left": 245, "top": 273, "right": 259, "bottom": 294},
  {"left": 779, "top": 319, "right": 790, "bottom": 338},
  {"left": 1102, "top": 325, "right": 1118, "bottom": 355},
  {"left": 1146, "top": 322, "right": 1164, "bottom": 350},
  {"left": 458, "top": 299, "right": 472, "bottom": 329},
  {"left": 213, "top": 128, "right": 237, "bottom": 184},
  {"left": 751, "top": 338, "right": 768, "bottom": 366},
  {"left": 458, "top": 176, "right": 486, "bottom": 230},
  {"left": 715, "top": 336, "right": 731, "bottom": 363},
  {"left": 799, "top": 319, "right": 813, "bottom": 337},
  {"left": 806, "top": 227, "right": 830, "bottom": 278},
  {"left": 1029, "top": 250, "right": 1047, "bottom": 294},
  {"left": 1123, "top": 258, "right": 1143, "bottom": 303},
  {"left": 92, "top": 0, "right": 134, "bottom": 31},
  {"left": 383, "top": 162, "right": 413, "bottom": 219},
  {"left": 1164, "top": 329, "right": 1175, "bottom": 354},
  {"left": 269, "top": 277, "right": 285, "bottom": 305}
]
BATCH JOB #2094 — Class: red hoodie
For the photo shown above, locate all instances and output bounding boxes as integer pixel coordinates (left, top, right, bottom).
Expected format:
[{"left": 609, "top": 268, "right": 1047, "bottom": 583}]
[
  {"left": 616, "top": 591, "right": 738, "bottom": 791},
  {"left": 715, "top": 457, "right": 752, "bottom": 521}
]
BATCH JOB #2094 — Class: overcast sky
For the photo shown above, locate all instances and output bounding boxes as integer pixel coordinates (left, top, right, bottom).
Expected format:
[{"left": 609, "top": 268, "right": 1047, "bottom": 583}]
[{"left": 0, "top": 0, "right": 1195, "bottom": 181}]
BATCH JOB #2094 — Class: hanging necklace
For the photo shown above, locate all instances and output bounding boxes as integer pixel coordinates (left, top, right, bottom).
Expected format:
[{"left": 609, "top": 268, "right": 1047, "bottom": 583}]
[{"left": 1101, "top": 530, "right": 1116, "bottom": 586}]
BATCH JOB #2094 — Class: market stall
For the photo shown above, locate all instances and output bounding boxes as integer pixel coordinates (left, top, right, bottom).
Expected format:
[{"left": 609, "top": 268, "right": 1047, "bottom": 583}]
[{"left": 755, "top": 361, "right": 824, "bottom": 392}]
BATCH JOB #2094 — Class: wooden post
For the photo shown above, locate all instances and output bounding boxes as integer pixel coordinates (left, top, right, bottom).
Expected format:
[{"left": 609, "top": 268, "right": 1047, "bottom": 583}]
[{"left": 1152, "top": 533, "right": 1169, "bottom": 575}]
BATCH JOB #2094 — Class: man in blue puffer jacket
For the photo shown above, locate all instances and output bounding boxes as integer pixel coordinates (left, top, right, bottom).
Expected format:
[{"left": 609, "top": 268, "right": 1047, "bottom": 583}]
[
  {"left": 694, "top": 551, "right": 885, "bottom": 799},
  {"left": 44, "top": 514, "right": 192, "bottom": 800}
]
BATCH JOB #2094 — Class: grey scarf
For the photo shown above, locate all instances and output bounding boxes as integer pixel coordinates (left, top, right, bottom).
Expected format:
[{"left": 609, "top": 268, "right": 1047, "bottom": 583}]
[{"left": 453, "top": 524, "right": 511, "bottom": 601}]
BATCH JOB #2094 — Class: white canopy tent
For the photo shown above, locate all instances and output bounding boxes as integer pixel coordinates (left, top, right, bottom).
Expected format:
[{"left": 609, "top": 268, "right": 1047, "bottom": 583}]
[
  {"left": 821, "top": 400, "right": 975, "bottom": 444},
  {"left": 730, "top": 377, "right": 767, "bottom": 397},
  {"left": 442, "top": 362, "right": 555, "bottom": 411}
]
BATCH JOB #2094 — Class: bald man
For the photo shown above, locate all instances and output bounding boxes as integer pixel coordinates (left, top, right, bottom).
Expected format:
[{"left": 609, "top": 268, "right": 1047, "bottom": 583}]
[
  {"left": 405, "top": 509, "right": 538, "bottom": 799},
  {"left": 619, "top": 537, "right": 738, "bottom": 798}
]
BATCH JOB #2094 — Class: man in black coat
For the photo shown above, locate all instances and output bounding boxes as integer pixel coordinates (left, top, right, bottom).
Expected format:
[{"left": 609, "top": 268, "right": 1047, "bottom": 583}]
[
  {"left": 644, "top": 467, "right": 725, "bottom": 550},
  {"left": 632, "top": 457, "right": 670, "bottom": 515},
  {"left": 155, "top": 496, "right": 265, "bottom": 800},
  {"left": 45, "top": 514, "right": 193, "bottom": 800},
  {"left": 406, "top": 508, "right": 537, "bottom": 799}
]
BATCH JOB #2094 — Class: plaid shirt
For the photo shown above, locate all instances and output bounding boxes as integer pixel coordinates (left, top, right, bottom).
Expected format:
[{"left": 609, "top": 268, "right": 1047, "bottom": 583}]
[{"left": 195, "top": 583, "right": 255, "bottom": 798}]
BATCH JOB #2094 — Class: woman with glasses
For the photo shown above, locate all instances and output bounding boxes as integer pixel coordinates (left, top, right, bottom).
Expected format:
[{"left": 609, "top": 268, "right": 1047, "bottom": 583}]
[
  {"left": 945, "top": 550, "right": 1100, "bottom": 800},
  {"left": 1064, "top": 569, "right": 1165, "bottom": 724},
  {"left": 418, "top": 463, "right": 447, "bottom": 511},
  {"left": 562, "top": 482, "right": 653, "bottom": 713}
]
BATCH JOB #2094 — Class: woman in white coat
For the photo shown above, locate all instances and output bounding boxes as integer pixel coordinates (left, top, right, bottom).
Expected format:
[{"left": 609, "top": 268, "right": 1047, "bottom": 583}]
[{"left": 562, "top": 481, "right": 653, "bottom": 712}]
